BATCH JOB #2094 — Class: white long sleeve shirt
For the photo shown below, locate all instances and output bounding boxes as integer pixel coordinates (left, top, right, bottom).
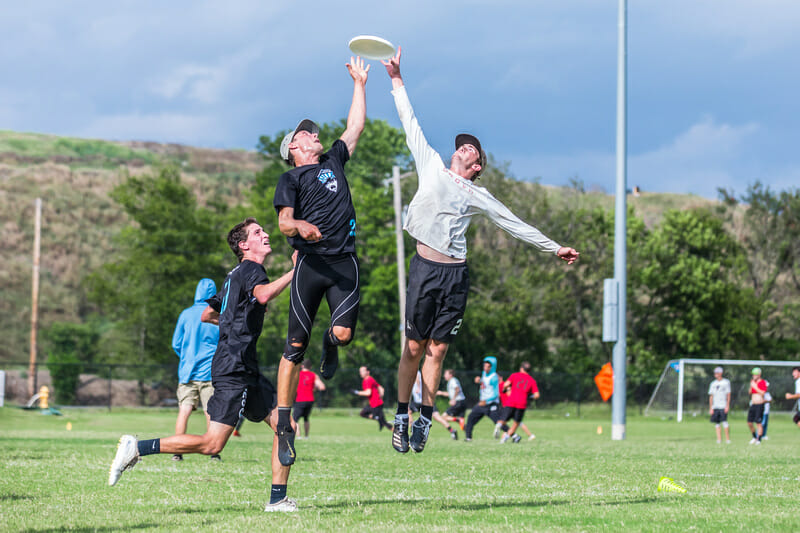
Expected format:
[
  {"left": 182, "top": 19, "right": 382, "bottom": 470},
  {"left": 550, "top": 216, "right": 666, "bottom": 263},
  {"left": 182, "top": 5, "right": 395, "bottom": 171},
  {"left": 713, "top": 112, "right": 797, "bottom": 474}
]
[{"left": 392, "top": 85, "right": 562, "bottom": 260}]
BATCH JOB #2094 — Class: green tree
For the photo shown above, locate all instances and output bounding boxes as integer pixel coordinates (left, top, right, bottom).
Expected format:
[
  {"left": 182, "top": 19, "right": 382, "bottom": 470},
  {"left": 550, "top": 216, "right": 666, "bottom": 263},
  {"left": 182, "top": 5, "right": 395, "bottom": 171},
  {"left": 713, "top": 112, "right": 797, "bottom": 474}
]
[
  {"left": 628, "top": 208, "right": 760, "bottom": 375},
  {"left": 44, "top": 321, "right": 99, "bottom": 404},
  {"left": 86, "top": 167, "right": 230, "bottom": 376}
]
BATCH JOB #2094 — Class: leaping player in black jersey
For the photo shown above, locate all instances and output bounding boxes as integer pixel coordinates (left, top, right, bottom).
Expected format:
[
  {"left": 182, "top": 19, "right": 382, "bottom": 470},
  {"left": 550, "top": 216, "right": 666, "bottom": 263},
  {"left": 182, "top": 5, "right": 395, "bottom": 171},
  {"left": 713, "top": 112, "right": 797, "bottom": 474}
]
[{"left": 272, "top": 56, "right": 370, "bottom": 466}]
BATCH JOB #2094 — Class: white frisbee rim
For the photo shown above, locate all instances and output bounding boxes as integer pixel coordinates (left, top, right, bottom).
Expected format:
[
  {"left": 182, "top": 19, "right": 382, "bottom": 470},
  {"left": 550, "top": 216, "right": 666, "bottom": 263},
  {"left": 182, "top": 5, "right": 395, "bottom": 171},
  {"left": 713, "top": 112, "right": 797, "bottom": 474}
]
[{"left": 348, "top": 35, "right": 396, "bottom": 60}]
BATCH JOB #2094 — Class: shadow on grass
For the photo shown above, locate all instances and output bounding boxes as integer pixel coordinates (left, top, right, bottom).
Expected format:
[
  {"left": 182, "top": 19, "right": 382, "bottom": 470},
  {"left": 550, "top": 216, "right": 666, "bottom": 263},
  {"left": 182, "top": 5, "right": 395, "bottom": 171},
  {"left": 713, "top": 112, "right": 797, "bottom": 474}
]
[
  {"left": 23, "top": 525, "right": 160, "bottom": 533},
  {"left": 310, "top": 496, "right": 658, "bottom": 512},
  {"left": 0, "top": 493, "right": 33, "bottom": 501}
]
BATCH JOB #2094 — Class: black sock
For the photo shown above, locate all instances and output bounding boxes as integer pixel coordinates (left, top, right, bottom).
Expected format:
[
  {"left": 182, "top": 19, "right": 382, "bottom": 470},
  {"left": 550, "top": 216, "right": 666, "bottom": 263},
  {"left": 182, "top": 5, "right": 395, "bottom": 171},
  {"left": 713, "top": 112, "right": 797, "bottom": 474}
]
[
  {"left": 420, "top": 405, "right": 434, "bottom": 421},
  {"left": 448, "top": 426, "right": 455, "bottom": 433},
  {"left": 270, "top": 484, "right": 287, "bottom": 504},
  {"left": 396, "top": 403, "right": 409, "bottom": 417},
  {"left": 752, "top": 432, "right": 757, "bottom": 439},
  {"left": 278, "top": 407, "right": 292, "bottom": 429},
  {"left": 137, "top": 439, "right": 160, "bottom": 456}
]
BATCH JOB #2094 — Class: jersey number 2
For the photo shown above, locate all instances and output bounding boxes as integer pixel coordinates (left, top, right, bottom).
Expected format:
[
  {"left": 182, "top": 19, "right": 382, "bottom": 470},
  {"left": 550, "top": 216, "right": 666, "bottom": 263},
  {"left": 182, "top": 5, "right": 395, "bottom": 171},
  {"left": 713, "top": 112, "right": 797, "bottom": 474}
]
[{"left": 450, "top": 319, "right": 463, "bottom": 336}]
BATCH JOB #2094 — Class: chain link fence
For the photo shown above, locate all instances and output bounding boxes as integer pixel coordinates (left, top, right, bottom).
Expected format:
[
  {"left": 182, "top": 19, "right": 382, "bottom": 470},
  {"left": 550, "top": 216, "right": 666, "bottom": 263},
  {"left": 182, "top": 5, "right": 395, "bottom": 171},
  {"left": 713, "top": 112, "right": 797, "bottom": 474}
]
[{"left": 1, "top": 361, "right": 658, "bottom": 414}]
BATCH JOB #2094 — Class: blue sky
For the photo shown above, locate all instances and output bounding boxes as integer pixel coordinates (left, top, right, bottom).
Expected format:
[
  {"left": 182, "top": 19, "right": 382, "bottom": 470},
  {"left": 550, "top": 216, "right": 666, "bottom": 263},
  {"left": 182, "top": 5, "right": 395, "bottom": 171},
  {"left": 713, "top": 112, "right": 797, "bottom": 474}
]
[{"left": 1, "top": 1, "right": 798, "bottom": 198}]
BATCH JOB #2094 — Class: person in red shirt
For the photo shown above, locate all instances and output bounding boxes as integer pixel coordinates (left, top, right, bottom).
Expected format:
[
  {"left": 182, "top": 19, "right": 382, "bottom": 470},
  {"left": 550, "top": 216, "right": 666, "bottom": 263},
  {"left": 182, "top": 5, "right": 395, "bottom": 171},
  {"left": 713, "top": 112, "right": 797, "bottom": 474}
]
[
  {"left": 498, "top": 362, "right": 540, "bottom": 443},
  {"left": 747, "top": 367, "right": 768, "bottom": 445},
  {"left": 293, "top": 360, "right": 326, "bottom": 439},
  {"left": 354, "top": 366, "right": 392, "bottom": 431}
]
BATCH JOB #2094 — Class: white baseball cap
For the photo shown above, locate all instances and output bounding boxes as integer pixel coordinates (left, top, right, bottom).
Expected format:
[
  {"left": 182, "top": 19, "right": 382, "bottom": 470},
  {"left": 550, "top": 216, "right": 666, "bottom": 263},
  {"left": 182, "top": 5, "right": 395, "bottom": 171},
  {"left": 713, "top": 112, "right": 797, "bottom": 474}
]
[
  {"left": 713, "top": 366, "right": 723, "bottom": 373},
  {"left": 279, "top": 119, "right": 319, "bottom": 164}
]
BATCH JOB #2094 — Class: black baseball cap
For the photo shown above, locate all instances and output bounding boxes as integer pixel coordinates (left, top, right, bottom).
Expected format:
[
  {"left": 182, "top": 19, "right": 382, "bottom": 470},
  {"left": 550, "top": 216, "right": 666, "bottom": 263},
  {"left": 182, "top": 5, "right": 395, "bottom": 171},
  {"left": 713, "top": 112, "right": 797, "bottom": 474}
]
[{"left": 455, "top": 133, "right": 486, "bottom": 176}]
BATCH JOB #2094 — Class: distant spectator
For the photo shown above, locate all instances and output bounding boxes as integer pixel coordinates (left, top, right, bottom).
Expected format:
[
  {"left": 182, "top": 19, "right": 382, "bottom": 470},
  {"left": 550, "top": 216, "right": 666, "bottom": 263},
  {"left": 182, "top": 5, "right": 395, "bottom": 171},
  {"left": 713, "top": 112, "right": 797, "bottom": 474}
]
[
  {"left": 785, "top": 367, "right": 800, "bottom": 429},
  {"left": 171, "top": 278, "right": 219, "bottom": 461},
  {"left": 354, "top": 366, "right": 392, "bottom": 431},
  {"left": 708, "top": 366, "right": 731, "bottom": 444},
  {"left": 293, "top": 359, "right": 326, "bottom": 438},
  {"left": 747, "top": 368, "right": 768, "bottom": 445}
]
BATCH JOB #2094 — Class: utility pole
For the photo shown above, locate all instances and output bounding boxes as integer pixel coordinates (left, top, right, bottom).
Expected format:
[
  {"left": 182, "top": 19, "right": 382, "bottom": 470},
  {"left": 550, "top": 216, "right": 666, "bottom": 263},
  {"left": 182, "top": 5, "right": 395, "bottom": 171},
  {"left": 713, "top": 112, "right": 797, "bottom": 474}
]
[
  {"left": 28, "top": 198, "right": 42, "bottom": 398},
  {"left": 392, "top": 166, "right": 407, "bottom": 354},
  {"left": 611, "top": 0, "right": 628, "bottom": 441}
]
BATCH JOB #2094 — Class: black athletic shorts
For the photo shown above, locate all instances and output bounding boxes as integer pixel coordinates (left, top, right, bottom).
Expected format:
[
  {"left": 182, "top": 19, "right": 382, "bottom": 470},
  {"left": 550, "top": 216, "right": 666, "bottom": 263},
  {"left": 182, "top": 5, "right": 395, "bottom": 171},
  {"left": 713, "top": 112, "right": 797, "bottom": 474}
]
[
  {"left": 293, "top": 401, "right": 314, "bottom": 422},
  {"left": 284, "top": 252, "right": 360, "bottom": 362},
  {"left": 445, "top": 399, "right": 467, "bottom": 417},
  {"left": 710, "top": 408, "right": 727, "bottom": 424},
  {"left": 360, "top": 405, "right": 386, "bottom": 419},
  {"left": 794, "top": 412, "right": 800, "bottom": 425},
  {"left": 207, "top": 372, "right": 276, "bottom": 427},
  {"left": 505, "top": 407, "right": 527, "bottom": 423},
  {"left": 405, "top": 254, "right": 469, "bottom": 343},
  {"left": 747, "top": 403, "right": 765, "bottom": 424}
]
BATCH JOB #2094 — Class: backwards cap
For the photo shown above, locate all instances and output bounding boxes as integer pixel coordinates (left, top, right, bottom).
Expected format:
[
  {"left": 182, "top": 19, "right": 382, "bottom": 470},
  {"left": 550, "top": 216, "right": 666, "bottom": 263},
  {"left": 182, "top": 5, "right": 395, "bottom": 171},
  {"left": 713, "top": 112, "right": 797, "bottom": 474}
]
[{"left": 279, "top": 119, "right": 319, "bottom": 164}]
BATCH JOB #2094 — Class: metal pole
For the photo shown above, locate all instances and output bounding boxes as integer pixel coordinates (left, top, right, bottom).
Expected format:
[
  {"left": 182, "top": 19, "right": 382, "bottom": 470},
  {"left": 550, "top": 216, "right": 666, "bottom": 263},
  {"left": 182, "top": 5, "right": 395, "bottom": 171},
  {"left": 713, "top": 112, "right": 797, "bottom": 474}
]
[
  {"left": 611, "top": 0, "right": 628, "bottom": 441},
  {"left": 677, "top": 359, "right": 685, "bottom": 422},
  {"left": 28, "top": 198, "right": 42, "bottom": 398},
  {"left": 392, "top": 166, "right": 407, "bottom": 354}
]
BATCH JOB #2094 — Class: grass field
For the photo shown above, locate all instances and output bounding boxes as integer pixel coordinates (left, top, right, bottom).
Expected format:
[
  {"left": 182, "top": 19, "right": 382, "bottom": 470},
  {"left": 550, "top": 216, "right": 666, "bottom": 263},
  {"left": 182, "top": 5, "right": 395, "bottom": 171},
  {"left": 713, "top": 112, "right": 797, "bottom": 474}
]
[{"left": 1, "top": 406, "right": 798, "bottom": 532}]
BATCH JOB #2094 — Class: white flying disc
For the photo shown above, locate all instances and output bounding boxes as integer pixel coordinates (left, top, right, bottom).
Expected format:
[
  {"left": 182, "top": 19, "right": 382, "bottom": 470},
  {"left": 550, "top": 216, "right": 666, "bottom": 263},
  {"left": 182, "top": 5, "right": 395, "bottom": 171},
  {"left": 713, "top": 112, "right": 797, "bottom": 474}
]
[{"left": 348, "top": 35, "right": 396, "bottom": 60}]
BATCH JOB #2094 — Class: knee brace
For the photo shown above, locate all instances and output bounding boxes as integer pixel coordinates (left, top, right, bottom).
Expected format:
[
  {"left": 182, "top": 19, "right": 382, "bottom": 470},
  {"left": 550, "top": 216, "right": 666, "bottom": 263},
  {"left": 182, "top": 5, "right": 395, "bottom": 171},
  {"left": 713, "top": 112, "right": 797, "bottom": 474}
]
[
  {"left": 715, "top": 423, "right": 720, "bottom": 428},
  {"left": 283, "top": 337, "right": 308, "bottom": 364},
  {"left": 722, "top": 421, "right": 729, "bottom": 429}
]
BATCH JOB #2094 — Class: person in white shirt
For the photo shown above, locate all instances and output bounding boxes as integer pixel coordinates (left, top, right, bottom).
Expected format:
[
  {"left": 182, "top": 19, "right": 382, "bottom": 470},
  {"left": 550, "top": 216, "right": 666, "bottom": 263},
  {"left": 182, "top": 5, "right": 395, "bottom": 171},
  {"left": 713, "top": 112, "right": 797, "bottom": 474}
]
[
  {"left": 708, "top": 366, "right": 731, "bottom": 444},
  {"left": 382, "top": 47, "right": 579, "bottom": 455},
  {"left": 785, "top": 367, "right": 800, "bottom": 429}
]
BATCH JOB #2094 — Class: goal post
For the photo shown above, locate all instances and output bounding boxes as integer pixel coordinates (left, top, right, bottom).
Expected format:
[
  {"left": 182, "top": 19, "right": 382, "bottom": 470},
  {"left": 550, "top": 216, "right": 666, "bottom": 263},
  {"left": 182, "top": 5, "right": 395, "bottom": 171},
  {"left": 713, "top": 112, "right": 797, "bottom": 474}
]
[{"left": 645, "top": 358, "right": 800, "bottom": 421}]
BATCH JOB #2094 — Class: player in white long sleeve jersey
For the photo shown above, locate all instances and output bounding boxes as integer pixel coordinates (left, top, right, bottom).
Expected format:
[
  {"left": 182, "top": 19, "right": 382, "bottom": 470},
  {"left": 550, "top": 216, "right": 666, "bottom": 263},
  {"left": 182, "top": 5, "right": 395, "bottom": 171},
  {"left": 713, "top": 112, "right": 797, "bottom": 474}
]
[{"left": 382, "top": 48, "right": 579, "bottom": 454}]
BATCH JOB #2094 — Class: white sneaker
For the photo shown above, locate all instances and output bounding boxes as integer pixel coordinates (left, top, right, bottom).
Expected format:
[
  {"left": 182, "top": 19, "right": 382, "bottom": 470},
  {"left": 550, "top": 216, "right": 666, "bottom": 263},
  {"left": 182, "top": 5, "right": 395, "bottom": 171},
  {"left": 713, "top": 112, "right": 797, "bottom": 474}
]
[
  {"left": 264, "top": 497, "right": 298, "bottom": 512},
  {"left": 528, "top": 434, "right": 536, "bottom": 441},
  {"left": 726, "top": 440, "right": 731, "bottom": 444},
  {"left": 755, "top": 440, "right": 761, "bottom": 446},
  {"left": 762, "top": 436, "right": 769, "bottom": 441},
  {"left": 500, "top": 434, "right": 509, "bottom": 444},
  {"left": 716, "top": 440, "right": 721, "bottom": 444},
  {"left": 493, "top": 423, "right": 502, "bottom": 439},
  {"left": 109, "top": 435, "right": 139, "bottom": 486},
  {"left": 749, "top": 438, "right": 757, "bottom": 445}
]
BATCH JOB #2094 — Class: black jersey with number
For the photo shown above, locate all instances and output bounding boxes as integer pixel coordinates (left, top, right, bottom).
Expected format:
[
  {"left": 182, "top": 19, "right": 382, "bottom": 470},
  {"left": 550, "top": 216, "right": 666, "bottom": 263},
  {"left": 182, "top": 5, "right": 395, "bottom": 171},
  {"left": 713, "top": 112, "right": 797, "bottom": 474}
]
[
  {"left": 206, "top": 260, "right": 269, "bottom": 377},
  {"left": 273, "top": 139, "right": 356, "bottom": 255}
]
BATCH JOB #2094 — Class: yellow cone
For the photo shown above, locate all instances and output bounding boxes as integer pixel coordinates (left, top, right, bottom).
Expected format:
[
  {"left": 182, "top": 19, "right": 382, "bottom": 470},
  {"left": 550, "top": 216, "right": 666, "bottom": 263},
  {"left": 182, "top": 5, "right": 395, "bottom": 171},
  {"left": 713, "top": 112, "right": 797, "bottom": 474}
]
[
  {"left": 657, "top": 477, "right": 686, "bottom": 493},
  {"left": 66, "top": 422, "right": 72, "bottom": 431},
  {"left": 596, "top": 425, "right": 603, "bottom": 435}
]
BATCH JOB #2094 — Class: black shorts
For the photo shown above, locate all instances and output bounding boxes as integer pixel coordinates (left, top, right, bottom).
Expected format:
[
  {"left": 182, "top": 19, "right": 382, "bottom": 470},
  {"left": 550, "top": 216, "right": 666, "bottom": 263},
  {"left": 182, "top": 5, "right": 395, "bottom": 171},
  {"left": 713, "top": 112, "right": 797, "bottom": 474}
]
[
  {"left": 293, "top": 401, "right": 314, "bottom": 422},
  {"left": 405, "top": 254, "right": 469, "bottom": 343},
  {"left": 793, "top": 412, "right": 800, "bottom": 425},
  {"left": 207, "top": 373, "right": 276, "bottom": 427},
  {"left": 710, "top": 408, "right": 727, "bottom": 424},
  {"left": 505, "top": 407, "right": 527, "bottom": 423},
  {"left": 284, "top": 252, "right": 360, "bottom": 362},
  {"left": 360, "top": 405, "right": 386, "bottom": 419},
  {"left": 445, "top": 399, "right": 467, "bottom": 418},
  {"left": 747, "top": 403, "right": 765, "bottom": 424}
]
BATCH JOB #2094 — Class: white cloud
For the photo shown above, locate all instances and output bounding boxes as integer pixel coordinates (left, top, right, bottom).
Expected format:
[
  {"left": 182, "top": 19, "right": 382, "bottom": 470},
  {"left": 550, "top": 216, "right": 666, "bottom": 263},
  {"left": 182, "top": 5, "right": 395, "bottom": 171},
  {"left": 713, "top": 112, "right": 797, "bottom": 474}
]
[{"left": 508, "top": 118, "right": 765, "bottom": 198}]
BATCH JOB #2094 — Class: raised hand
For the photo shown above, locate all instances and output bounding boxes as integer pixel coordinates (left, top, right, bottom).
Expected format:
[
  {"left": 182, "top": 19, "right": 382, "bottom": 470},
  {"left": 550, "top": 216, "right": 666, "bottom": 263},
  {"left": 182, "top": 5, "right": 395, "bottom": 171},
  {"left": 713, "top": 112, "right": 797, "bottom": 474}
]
[
  {"left": 381, "top": 46, "right": 402, "bottom": 79},
  {"left": 346, "top": 56, "right": 370, "bottom": 85},
  {"left": 557, "top": 247, "right": 580, "bottom": 265}
]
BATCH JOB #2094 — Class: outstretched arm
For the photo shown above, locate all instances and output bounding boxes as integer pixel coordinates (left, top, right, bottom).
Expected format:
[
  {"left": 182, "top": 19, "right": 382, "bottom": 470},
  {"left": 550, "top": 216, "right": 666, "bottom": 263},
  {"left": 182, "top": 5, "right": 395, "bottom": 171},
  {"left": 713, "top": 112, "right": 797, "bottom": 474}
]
[
  {"left": 253, "top": 251, "right": 298, "bottom": 305},
  {"left": 340, "top": 56, "right": 370, "bottom": 156}
]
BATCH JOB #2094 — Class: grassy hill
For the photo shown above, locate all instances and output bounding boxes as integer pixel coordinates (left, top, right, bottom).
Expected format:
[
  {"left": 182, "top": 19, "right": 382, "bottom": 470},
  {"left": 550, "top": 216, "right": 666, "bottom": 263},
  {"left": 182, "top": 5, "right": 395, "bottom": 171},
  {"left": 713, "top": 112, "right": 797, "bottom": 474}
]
[{"left": 0, "top": 130, "right": 716, "bottom": 364}]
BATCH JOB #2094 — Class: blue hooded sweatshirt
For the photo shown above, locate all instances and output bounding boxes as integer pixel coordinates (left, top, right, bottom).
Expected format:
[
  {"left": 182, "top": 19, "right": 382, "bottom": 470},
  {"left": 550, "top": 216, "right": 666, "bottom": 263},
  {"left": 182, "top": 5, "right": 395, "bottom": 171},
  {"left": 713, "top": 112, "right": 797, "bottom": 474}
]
[
  {"left": 172, "top": 278, "right": 219, "bottom": 383},
  {"left": 479, "top": 356, "right": 499, "bottom": 403}
]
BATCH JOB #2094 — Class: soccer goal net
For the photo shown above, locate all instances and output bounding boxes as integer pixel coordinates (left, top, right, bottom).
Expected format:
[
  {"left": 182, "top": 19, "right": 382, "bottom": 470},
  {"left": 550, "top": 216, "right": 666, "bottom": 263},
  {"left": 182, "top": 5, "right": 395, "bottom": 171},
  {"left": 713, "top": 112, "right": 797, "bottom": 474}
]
[{"left": 645, "top": 358, "right": 799, "bottom": 421}]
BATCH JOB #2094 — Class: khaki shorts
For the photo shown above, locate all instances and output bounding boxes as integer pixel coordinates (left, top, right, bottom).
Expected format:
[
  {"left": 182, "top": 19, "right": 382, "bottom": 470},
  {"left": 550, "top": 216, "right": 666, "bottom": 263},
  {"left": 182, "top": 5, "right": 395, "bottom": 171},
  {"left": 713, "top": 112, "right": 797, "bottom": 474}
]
[{"left": 177, "top": 380, "right": 214, "bottom": 411}]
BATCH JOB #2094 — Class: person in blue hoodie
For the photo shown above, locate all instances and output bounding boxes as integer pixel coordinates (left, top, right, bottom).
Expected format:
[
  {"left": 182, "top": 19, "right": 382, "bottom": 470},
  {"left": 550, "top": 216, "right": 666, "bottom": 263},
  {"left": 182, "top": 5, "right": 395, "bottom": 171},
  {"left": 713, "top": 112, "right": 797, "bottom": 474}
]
[
  {"left": 171, "top": 278, "right": 219, "bottom": 461},
  {"left": 464, "top": 356, "right": 508, "bottom": 441}
]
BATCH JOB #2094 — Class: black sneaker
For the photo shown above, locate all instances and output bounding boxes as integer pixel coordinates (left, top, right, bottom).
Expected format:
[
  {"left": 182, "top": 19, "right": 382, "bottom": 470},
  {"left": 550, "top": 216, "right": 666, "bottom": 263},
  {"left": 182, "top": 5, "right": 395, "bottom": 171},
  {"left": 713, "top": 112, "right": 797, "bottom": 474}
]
[
  {"left": 450, "top": 429, "right": 458, "bottom": 440},
  {"left": 409, "top": 419, "right": 431, "bottom": 453},
  {"left": 210, "top": 454, "right": 222, "bottom": 461},
  {"left": 276, "top": 425, "right": 296, "bottom": 466},
  {"left": 320, "top": 334, "right": 339, "bottom": 380},
  {"left": 392, "top": 416, "right": 410, "bottom": 453}
]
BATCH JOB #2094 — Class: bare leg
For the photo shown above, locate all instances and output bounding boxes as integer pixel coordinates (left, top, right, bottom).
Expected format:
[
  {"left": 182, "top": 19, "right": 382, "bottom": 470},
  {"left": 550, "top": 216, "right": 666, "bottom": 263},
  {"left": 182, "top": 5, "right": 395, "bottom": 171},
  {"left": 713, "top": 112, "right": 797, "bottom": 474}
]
[
  {"left": 715, "top": 425, "right": 722, "bottom": 441},
  {"left": 507, "top": 420, "right": 520, "bottom": 437},
  {"left": 431, "top": 410, "right": 452, "bottom": 431},
  {"left": 159, "top": 421, "right": 234, "bottom": 455},
  {"left": 420, "top": 340, "right": 449, "bottom": 408},
  {"left": 277, "top": 357, "right": 301, "bottom": 409},
  {"left": 304, "top": 420, "right": 310, "bottom": 437},
  {"left": 723, "top": 425, "right": 730, "bottom": 441},
  {"left": 397, "top": 339, "right": 427, "bottom": 405},
  {"left": 174, "top": 405, "right": 193, "bottom": 435}
]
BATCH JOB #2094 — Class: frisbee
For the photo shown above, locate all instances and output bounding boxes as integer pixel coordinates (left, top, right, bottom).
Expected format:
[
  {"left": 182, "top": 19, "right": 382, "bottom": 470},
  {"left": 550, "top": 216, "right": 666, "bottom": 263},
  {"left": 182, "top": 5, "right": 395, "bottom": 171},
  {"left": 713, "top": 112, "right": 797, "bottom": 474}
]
[{"left": 348, "top": 35, "right": 396, "bottom": 60}]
